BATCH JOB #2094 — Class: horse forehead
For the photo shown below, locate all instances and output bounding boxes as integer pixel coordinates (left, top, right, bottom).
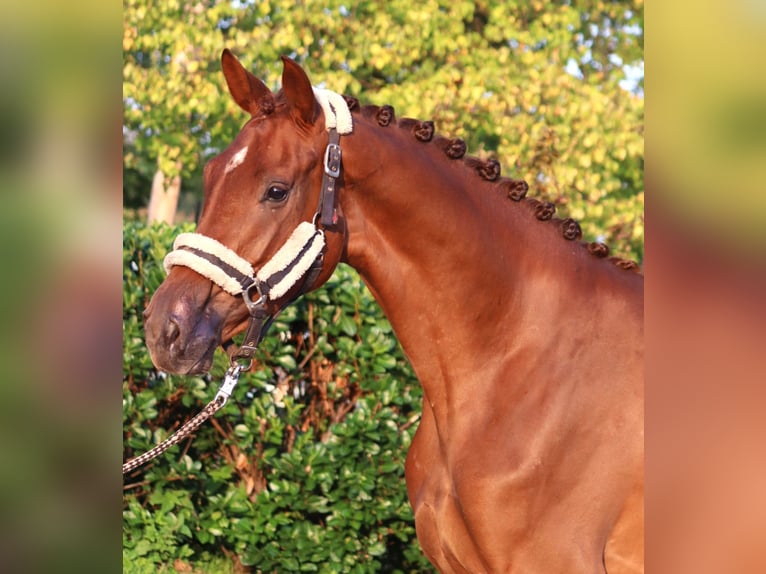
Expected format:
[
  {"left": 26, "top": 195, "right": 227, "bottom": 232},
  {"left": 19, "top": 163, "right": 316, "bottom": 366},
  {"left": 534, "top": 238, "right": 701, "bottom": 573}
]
[
  {"left": 223, "top": 144, "right": 249, "bottom": 175},
  {"left": 204, "top": 116, "right": 319, "bottom": 188},
  {"left": 204, "top": 127, "right": 258, "bottom": 184}
]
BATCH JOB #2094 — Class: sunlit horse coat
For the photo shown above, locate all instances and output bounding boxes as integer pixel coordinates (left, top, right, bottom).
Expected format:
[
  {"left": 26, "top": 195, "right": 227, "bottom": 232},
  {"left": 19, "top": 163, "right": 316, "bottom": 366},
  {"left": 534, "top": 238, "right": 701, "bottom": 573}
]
[{"left": 144, "top": 51, "right": 644, "bottom": 573}]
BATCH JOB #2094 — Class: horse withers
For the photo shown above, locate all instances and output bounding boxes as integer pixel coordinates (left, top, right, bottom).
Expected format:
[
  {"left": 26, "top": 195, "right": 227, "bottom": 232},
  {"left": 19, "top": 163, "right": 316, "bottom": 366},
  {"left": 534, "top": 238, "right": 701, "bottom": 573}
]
[{"left": 143, "top": 51, "right": 643, "bottom": 573}]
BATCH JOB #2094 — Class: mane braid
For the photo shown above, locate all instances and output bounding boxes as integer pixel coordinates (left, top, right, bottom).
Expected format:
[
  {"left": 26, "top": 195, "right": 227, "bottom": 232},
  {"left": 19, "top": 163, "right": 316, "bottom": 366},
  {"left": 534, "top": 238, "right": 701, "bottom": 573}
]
[
  {"left": 360, "top": 104, "right": 395, "bottom": 126},
  {"left": 259, "top": 95, "right": 275, "bottom": 115},
  {"left": 559, "top": 218, "right": 583, "bottom": 241},
  {"left": 344, "top": 94, "right": 641, "bottom": 273},
  {"left": 342, "top": 95, "right": 360, "bottom": 112},
  {"left": 433, "top": 136, "right": 467, "bottom": 159},
  {"left": 465, "top": 157, "right": 502, "bottom": 181},
  {"left": 398, "top": 117, "right": 434, "bottom": 142},
  {"left": 588, "top": 242, "right": 610, "bottom": 258},
  {"left": 499, "top": 178, "right": 529, "bottom": 201}
]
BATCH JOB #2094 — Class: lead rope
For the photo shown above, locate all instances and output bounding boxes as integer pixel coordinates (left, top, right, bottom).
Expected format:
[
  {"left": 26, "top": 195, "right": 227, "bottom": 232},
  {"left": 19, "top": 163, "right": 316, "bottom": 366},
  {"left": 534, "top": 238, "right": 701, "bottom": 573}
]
[{"left": 122, "top": 363, "right": 243, "bottom": 475}]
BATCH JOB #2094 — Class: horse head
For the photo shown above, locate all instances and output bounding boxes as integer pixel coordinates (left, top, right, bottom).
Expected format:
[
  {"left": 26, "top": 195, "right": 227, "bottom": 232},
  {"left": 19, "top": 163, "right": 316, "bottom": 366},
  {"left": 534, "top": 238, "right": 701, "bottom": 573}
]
[{"left": 143, "top": 51, "right": 347, "bottom": 374}]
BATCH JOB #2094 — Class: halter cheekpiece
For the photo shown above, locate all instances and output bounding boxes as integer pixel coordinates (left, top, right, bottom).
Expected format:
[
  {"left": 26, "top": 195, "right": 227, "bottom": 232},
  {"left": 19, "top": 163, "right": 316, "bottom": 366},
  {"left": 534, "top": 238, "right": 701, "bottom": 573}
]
[{"left": 163, "top": 87, "right": 353, "bottom": 366}]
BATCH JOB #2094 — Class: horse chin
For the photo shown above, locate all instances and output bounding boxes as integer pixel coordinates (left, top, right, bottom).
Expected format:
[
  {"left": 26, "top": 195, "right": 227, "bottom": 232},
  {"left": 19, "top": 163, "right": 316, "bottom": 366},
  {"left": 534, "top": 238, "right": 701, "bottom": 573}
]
[{"left": 147, "top": 334, "right": 219, "bottom": 375}]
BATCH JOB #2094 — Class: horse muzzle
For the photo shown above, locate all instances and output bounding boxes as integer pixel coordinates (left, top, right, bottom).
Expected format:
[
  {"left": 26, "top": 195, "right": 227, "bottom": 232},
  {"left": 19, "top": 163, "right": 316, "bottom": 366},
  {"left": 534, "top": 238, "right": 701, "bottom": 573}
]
[{"left": 142, "top": 272, "right": 226, "bottom": 375}]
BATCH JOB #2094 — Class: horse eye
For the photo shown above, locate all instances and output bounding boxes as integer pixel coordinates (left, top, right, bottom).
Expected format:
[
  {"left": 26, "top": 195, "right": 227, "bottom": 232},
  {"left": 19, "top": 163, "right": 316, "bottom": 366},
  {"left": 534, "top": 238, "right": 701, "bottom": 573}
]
[{"left": 265, "top": 185, "right": 289, "bottom": 202}]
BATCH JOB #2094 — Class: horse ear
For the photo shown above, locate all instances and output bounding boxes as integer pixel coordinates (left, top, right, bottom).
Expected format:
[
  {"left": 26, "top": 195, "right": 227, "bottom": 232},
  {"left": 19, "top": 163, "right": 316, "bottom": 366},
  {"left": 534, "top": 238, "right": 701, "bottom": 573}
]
[
  {"left": 221, "top": 49, "right": 271, "bottom": 116},
  {"left": 280, "top": 56, "right": 317, "bottom": 126}
]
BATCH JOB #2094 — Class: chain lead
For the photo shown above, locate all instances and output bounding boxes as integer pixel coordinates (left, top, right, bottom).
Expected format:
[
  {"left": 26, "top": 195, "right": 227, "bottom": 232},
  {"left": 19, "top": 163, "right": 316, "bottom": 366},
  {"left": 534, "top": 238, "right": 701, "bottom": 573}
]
[{"left": 123, "top": 366, "right": 243, "bottom": 476}]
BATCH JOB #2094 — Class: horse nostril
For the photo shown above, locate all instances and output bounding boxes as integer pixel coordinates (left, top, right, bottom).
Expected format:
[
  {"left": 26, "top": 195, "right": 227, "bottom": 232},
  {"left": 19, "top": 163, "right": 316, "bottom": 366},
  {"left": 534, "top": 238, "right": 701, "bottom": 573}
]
[{"left": 164, "top": 316, "right": 181, "bottom": 344}]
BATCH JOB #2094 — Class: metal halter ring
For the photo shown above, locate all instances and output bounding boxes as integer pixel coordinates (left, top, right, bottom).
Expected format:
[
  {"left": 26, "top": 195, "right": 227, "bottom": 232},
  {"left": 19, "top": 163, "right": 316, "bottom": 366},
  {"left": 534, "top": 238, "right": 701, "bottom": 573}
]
[
  {"left": 228, "top": 354, "right": 253, "bottom": 372},
  {"left": 242, "top": 280, "right": 266, "bottom": 314}
]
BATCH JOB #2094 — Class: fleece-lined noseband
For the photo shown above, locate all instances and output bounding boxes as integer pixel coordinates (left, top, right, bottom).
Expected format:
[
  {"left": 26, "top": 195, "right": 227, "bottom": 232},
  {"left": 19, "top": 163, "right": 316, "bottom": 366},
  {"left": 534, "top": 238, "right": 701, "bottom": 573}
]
[{"left": 163, "top": 87, "right": 352, "bottom": 365}]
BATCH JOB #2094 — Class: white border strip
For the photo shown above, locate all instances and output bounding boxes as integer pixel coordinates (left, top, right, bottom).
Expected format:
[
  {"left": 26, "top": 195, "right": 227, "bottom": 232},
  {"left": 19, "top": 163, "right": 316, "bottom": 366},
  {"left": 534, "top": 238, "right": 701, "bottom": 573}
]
[
  {"left": 168, "top": 233, "right": 254, "bottom": 277},
  {"left": 256, "top": 222, "right": 318, "bottom": 279},
  {"left": 163, "top": 249, "right": 247, "bottom": 295},
  {"left": 163, "top": 223, "right": 325, "bottom": 300},
  {"left": 260, "top": 229, "right": 325, "bottom": 300}
]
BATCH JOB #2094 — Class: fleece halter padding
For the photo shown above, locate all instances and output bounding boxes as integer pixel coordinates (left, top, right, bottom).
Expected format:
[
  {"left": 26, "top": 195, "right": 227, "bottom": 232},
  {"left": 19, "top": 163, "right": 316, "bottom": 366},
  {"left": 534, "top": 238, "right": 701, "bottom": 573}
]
[
  {"left": 163, "top": 232, "right": 254, "bottom": 296},
  {"left": 164, "top": 222, "right": 325, "bottom": 301},
  {"left": 312, "top": 87, "right": 353, "bottom": 135}
]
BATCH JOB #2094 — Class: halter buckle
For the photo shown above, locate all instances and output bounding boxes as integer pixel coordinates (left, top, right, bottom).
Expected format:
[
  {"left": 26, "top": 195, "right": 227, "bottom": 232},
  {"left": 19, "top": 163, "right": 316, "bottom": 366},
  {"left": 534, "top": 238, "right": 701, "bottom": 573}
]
[
  {"left": 242, "top": 280, "right": 266, "bottom": 314},
  {"left": 323, "top": 143, "right": 342, "bottom": 178}
]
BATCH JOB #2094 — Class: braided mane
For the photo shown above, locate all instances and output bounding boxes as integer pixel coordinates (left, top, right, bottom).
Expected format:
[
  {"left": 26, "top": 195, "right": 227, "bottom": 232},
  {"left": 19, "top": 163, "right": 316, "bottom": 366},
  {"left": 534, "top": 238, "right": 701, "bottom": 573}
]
[{"left": 343, "top": 95, "right": 641, "bottom": 273}]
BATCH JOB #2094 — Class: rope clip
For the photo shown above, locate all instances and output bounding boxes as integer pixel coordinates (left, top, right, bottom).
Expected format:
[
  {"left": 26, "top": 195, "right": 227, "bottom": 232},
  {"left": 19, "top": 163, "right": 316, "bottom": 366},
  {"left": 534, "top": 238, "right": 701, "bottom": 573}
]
[{"left": 214, "top": 364, "right": 243, "bottom": 407}]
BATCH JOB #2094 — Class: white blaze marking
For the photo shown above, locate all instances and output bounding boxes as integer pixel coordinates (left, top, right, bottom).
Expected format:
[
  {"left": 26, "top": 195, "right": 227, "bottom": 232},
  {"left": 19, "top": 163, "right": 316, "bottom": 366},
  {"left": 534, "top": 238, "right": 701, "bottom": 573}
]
[{"left": 224, "top": 146, "right": 248, "bottom": 175}]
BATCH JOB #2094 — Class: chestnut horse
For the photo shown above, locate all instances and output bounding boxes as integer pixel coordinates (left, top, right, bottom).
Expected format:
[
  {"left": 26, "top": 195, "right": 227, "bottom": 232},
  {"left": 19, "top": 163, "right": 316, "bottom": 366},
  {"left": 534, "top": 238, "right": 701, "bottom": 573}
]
[{"left": 143, "top": 51, "right": 643, "bottom": 573}]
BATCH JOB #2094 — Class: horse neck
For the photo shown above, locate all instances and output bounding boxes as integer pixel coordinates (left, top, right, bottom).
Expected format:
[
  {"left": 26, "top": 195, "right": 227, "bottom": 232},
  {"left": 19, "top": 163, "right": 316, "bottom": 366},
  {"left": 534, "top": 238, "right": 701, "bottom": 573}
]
[{"left": 338, "top": 119, "right": 606, "bottom": 381}]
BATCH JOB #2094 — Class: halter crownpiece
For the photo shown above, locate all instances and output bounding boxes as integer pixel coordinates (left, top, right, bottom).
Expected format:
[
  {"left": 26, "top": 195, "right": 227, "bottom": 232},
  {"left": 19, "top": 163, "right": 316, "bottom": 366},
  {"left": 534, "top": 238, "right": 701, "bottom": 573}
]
[
  {"left": 312, "top": 87, "right": 353, "bottom": 135},
  {"left": 162, "top": 87, "right": 353, "bottom": 363},
  {"left": 313, "top": 87, "right": 352, "bottom": 226}
]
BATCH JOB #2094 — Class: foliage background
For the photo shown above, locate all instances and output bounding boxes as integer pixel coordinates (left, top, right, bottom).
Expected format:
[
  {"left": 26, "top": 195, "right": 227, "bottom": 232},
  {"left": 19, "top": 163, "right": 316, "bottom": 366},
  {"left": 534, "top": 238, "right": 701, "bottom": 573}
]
[
  {"left": 124, "top": 0, "right": 644, "bottom": 261},
  {"left": 8, "top": 0, "right": 766, "bottom": 572},
  {"left": 123, "top": 1, "right": 643, "bottom": 571},
  {"left": 123, "top": 221, "right": 431, "bottom": 572}
]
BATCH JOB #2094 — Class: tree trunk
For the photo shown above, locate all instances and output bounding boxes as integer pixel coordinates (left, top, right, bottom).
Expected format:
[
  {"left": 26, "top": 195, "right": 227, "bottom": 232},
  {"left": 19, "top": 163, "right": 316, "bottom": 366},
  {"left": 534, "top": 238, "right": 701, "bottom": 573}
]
[{"left": 147, "top": 163, "right": 181, "bottom": 224}]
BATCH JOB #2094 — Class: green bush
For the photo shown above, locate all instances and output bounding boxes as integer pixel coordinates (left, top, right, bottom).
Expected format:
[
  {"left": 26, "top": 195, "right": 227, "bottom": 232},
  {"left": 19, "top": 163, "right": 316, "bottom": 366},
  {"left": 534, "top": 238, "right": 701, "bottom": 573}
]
[{"left": 123, "top": 220, "right": 433, "bottom": 573}]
